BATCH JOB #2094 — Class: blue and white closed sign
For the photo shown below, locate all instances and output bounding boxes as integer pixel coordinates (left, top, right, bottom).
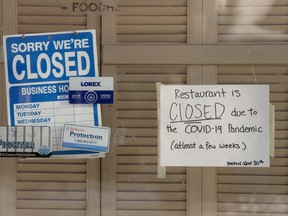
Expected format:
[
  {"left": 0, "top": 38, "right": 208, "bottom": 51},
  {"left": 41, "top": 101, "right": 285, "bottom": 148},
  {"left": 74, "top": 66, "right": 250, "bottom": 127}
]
[
  {"left": 3, "top": 30, "right": 102, "bottom": 158},
  {"left": 4, "top": 31, "right": 97, "bottom": 84}
]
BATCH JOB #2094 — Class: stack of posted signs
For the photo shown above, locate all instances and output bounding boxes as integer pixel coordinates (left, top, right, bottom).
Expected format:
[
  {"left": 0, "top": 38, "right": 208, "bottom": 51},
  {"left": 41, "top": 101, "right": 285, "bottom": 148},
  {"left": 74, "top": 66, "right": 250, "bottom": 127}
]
[{"left": 3, "top": 30, "right": 111, "bottom": 158}]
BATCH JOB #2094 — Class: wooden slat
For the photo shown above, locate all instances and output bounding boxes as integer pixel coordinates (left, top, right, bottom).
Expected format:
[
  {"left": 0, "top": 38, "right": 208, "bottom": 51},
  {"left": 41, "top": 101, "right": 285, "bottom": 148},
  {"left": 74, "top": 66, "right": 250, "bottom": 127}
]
[
  {"left": 16, "top": 209, "right": 85, "bottom": 216},
  {"left": 117, "top": 183, "right": 186, "bottom": 192},
  {"left": 218, "top": 16, "right": 288, "bottom": 25},
  {"left": 117, "top": 156, "right": 157, "bottom": 165},
  {"left": 217, "top": 75, "right": 287, "bottom": 84},
  {"left": 117, "top": 201, "right": 186, "bottom": 210},
  {"left": 117, "top": 110, "right": 157, "bottom": 118},
  {"left": 118, "top": 83, "right": 156, "bottom": 92},
  {"left": 119, "top": 137, "right": 157, "bottom": 146},
  {"left": 117, "top": 165, "right": 157, "bottom": 173},
  {"left": 218, "top": 34, "right": 288, "bottom": 43},
  {"left": 118, "top": 35, "right": 187, "bottom": 43},
  {"left": 218, "top": 184, "right": 288, "bottom": 194},
  {"left": 18, "top": 24, "right": 86, "bottom": 33},
  {"left": 117, "top": 192, "right": 186, "bottom": 201},
  {"left": 18, "top": 159, "right": 86, "bottom": 164},
  {"left": 17, "top": 182, "right": 86, "bottom": 191},
  {"left": 218, "top": 193, "right": 288, "bottom": 203},
  {"left": 275, "top": 112, "right": 288, "bottom": 121},
  {"left": 18, "top": 6, "right": 77, "bottom": 16},
  {"left": 219, "top": 25, "right": 288, "bottom": 35},
  {"left": 218, "top": 175, "right": 288, "bottom": 184},
  {"left": 217, "top": 213, "right": 281, "bottom": 216},
  {"left": 275, "top": 147, "right": 288, "bottom": 157},
  {"left": 117, "top": 165, "right": 185, "bottom": 174},
  {"left": 17, "top": 163, "right": 86, "bottom": 172},
  {"left": 117, "top": 174, "right": 186, "bottom": 183},
  {"left": 117, "top": 66, "right": 186, "bottom": 74},
  {"left": 270, "top": 85, "right": 288, "bottom": 93},
  {"left": 117, "top": 119, "right": 157, "bottom": 128},
  {"left": 17, "top": 191, "right": 86, "bottom": 200},
  {"left": 275, "top": 130, "right": 288, "bottom": 139},
  {"left": 117, "top": 210, "right": 185, "bottom": 216},
  {"left": 116, "top": 128, "right": 157, "bottom": 137},
  {"left": 117, "top": 147, "right": 157, "bottom": 156},
  {"left": 18, "top": 0, "right": 73, "bottom": 6},
  {"left": 217, "top": 66, "right": 288, "bottom": 75},
  {"left": 118, "top": 25, "right": 187, "bottom": 34},
  {"left": 119, "top": 7, "right": 187, "bottom": 16},
  {"left": 17, "top": 173, "right": 86, "bottom": 182},
  {"left": 117, "top": 74, "right": 186, "bottom": 83},
  {"left": 263, "top": 103, "right": 288, "bottom": 111},
  {"left": 119, "top": 0, "right": 187, "bottom": 6},
  {"left": 275, "top": 149, "right": 288, "bottom": 157},
  {"left": 270, "top": 156, "right": 288, "bottom": 167},
  {"left": 218, "top": 203, "right": 288, "bottom": 213},
  {"left": 218, "top": 0, "right": 288, "bottom": 6},
  {"left": 117, "top": 92, "right": 156, "bottom": 101},
  {"left": 218, "top": 7, "right": 288, "bottom": 16},
  {"left": 118, "top": 16, "right": 187, "bottom": 25},
  {"left": 17, "top": 200, "right": 86, "bottom": 209},
  {"left": 270, "top": 94, "right": 288, "bottom": 101},
  {"left": 218, "top": 167, "right": 288, "bottom": 175},
  {"left": 19, "top": 15, "right": 86, "bottom": 25},
  {"left": 117, "top": 101, "right": 157, "bottom": 110},
  {"left": 274, "top": 140, "right": 288, "bottom": 148}
]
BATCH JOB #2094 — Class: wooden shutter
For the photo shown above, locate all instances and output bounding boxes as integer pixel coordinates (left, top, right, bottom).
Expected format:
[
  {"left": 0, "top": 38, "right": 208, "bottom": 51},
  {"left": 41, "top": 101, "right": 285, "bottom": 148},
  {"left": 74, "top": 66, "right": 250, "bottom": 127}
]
[
  {"left": 216, "top": 1, "right": 288, "bottom": 216},
  {"left": 0, "top": 1, "right": 101, "bottom": 216},
  {"left": 217, "top": 65, "right": 288, "bottom": 215},
  {"left": 115, "top": 65, "right": 188, "bottom": 216}
]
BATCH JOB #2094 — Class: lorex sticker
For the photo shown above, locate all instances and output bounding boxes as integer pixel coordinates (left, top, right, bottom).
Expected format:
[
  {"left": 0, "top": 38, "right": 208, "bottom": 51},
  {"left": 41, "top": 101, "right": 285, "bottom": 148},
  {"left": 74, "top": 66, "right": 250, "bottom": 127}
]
[{"left": 69, "top": 77, "right": 114, "bottom": 104}]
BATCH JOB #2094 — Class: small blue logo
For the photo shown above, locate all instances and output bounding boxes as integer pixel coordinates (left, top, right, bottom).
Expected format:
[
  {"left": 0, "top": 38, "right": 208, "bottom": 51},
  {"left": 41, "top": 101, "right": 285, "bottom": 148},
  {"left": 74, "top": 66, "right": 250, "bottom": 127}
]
[{"left": 84, "top": 91, "right": 98, "bottom": 103}]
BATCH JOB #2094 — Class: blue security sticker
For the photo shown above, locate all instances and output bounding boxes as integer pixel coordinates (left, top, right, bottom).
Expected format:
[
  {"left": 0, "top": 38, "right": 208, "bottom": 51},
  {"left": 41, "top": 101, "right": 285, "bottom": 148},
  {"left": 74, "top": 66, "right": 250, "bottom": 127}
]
[
  {"left": 69, "top": 77, "right": 114, "bottom": 104},
  {"left": 62, "top": 124, "right": 110, "bottom": 152}
]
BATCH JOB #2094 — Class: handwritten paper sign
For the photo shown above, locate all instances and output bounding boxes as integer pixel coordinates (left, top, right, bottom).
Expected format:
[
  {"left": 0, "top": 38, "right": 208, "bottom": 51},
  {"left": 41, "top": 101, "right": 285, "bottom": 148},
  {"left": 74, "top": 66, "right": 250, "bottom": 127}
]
[{"left": 159, "top": 85, "right": 270, "bottom": 167}]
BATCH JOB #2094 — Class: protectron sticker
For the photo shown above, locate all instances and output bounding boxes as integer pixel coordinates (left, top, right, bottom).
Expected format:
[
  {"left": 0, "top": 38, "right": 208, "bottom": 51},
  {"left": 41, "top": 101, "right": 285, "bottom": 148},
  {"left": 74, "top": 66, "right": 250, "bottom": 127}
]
[{"left": 62, "top": 124, "right": 110, "bottom": 152}]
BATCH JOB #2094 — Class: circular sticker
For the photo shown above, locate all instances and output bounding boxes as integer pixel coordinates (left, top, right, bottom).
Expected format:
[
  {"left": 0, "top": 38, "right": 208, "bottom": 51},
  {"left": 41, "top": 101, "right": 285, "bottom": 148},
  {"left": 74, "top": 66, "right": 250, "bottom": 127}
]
[{"left": 84, "top": 91, "right": 98, "bottom": 103}]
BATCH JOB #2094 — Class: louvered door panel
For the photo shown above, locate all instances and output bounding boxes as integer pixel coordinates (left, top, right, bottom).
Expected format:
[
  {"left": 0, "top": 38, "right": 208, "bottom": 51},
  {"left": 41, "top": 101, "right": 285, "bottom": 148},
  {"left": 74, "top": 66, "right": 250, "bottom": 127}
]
[
  {"left": 217, "top": 65, "right": 288, "bottom": 216},
  {"left": 16, "top": 159, "right": 87, "bottom": 216},
  {"left": 7, "top": 1, "right": 100, "bottom": 216},
  {"left": 117, "top": 0, "right": 187, "bottom": 43},
  {"left": 116, "top": 66, "right": 187, "bottom": 216},
  {"left": 218, "top": 0, "right": 288, "bottom": 43}
]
